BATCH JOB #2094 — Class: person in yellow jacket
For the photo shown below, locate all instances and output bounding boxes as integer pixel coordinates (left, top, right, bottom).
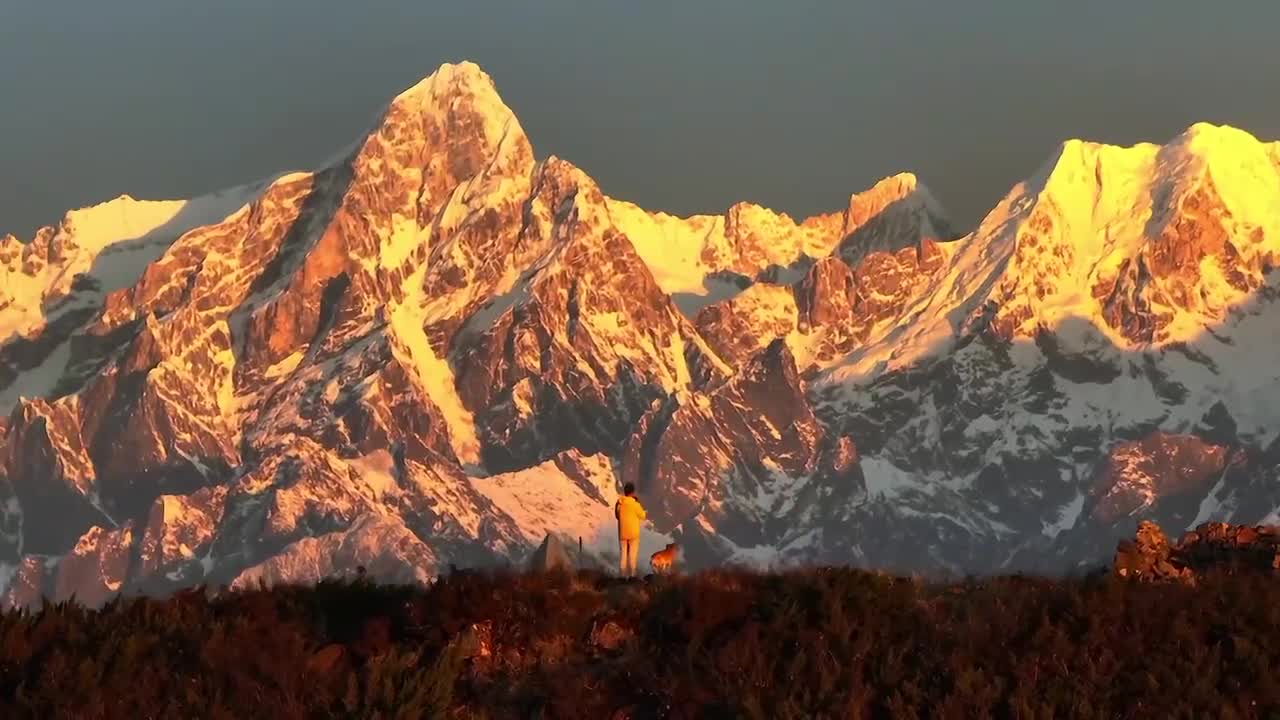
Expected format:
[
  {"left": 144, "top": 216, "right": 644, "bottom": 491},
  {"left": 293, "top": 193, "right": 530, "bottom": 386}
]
[{"left": 614, "top": 482, "right": 647, "bottom": 578}]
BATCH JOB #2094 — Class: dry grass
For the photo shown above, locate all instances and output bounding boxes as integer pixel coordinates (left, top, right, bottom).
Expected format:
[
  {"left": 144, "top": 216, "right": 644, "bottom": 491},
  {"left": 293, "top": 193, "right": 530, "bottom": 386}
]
[{"left": 2, "top": 567, "right": 1279, "bottom": 718}]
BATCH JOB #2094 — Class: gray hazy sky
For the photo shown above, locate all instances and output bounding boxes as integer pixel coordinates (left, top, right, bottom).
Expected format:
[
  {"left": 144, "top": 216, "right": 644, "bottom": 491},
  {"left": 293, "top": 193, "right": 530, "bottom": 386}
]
[{"left": 2, "top": 1, "right": 1278, "bottom": 238}]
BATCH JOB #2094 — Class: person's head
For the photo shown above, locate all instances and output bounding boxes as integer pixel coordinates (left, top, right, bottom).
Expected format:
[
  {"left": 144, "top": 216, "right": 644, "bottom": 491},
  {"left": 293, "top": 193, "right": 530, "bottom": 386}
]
[{"left": 623, "top": 482, "right": 636, "bottom": 497}]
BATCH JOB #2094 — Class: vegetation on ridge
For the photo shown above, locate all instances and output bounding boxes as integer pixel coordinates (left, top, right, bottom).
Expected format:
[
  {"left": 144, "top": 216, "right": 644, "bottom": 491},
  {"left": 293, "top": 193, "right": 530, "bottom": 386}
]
[{"left": 1, "top": 567, "right": 1278, "bottom": 719}]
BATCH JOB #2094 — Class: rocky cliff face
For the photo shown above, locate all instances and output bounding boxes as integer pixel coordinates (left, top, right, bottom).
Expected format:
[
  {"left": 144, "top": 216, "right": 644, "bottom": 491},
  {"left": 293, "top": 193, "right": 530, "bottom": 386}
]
[
  {"left": 2, "top": 63, "right": 1279, "bottom": 606},
  {"left": 1113, "top": 519, "right": 1280, "bottom": 583}
]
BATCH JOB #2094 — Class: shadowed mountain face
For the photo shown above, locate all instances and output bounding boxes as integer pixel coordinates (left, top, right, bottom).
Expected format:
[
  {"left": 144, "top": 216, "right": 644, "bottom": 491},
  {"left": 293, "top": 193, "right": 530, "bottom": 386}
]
[{"left": 1, "top": 63, "right": 1278, "bottom": 607}]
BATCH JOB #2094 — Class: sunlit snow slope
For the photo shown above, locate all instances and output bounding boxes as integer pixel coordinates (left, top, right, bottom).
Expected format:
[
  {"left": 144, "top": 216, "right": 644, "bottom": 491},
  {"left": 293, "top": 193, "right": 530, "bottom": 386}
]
[{"left": 1, "top": 63, "right": 1278, "bottom": 607}]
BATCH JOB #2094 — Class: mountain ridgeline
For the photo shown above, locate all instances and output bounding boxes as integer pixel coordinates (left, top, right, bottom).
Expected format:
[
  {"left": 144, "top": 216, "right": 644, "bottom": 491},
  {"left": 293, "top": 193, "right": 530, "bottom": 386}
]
[{"left": 1, "top": 62, "right": 1278, "bottom": 607}]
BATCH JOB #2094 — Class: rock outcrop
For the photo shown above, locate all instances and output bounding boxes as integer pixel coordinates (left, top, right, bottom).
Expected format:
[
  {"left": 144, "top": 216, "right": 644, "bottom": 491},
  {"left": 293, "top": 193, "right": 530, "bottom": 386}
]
[
  {"left": 527, "top": 533, "right": 574, "bottom": 573},
  {"left": 1114, "top": 520, "right": 1280, "bottom": 583}
]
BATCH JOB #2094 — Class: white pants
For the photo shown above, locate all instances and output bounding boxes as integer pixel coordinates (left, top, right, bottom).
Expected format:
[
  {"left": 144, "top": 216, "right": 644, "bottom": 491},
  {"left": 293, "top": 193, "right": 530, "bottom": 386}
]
[{"left": 619, "top": 537, "right": 639, "bottom": 577}]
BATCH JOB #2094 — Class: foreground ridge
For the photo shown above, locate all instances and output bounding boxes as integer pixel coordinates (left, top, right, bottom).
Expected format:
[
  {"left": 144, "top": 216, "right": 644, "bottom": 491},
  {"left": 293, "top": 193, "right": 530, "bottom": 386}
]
[{"left": 2, "top": 568, "right": 1279, "bottom": 717}]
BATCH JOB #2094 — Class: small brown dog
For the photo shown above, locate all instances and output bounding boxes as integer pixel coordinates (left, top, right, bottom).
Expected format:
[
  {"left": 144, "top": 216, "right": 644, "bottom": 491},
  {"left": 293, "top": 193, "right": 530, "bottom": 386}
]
[{"left": 650, "top": 542, "right": 679, "bottom": 574}]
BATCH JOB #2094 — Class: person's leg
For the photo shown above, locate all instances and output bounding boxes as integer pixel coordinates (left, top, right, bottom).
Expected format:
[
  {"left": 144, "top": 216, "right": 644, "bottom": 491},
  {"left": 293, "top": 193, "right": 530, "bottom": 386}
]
[
  {"left": 626, "top": 539, "right": 639, "bottom": 578},
  {"left": 618, "top": 537, "right": 627, "bottom": 577}
]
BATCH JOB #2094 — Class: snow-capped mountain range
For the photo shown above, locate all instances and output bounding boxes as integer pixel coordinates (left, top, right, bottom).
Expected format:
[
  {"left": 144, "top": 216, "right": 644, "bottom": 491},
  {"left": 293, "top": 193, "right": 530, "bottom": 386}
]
[{"left": 1, "top": 63, "right": 1278, "bottom": 606}]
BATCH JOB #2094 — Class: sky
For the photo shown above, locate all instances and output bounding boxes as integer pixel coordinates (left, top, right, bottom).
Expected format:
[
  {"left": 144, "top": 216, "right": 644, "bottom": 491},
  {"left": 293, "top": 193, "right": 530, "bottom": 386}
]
[{"left": 2, "top": 1, "right": 1278, "bottom": 238}]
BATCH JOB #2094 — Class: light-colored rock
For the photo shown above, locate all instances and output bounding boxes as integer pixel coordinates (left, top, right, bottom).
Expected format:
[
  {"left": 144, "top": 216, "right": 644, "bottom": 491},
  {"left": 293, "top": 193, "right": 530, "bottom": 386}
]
[{"left": 527, "top": 533, "right": 574, "bottom": 573}]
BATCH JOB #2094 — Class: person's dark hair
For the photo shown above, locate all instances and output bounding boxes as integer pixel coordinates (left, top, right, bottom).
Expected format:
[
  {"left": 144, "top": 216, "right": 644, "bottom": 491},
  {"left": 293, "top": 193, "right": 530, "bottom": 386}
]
[{"left": 623, "top": 482, "right": 636, "bottom": 496}]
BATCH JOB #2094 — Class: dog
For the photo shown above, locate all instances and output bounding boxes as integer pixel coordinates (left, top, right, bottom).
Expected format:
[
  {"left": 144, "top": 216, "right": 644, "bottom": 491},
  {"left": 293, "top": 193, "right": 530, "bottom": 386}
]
[{"left": 650, "top": 542, "right": 679, "bottom": 575}]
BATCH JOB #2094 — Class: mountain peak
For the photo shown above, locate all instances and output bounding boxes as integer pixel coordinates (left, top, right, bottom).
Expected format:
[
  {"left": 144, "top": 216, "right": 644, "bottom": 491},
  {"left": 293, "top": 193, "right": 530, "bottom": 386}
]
[
  {"left": 844, "top": 172, "right": 949, "bottom": 231},
  {"left": 856, "top": 171, "right": 921, "bottom": 199},
  {"left": 347, "top": 61, "right": 531, "bottom": 191},
  {"left": 1178, "top": 121, "right": 1264, "bottom": 147},
  {"left": 381, "top": 62, "right": 518, "bottom": 141},
  {"left": 390, "top": 61, "right": 501, "bottom": 109},
  {"left": 1042, "top": 123, "right": 1274, "bottom": 189},
  {"left": 5, "top": 58, "right": 1280, "bottom": 607}
]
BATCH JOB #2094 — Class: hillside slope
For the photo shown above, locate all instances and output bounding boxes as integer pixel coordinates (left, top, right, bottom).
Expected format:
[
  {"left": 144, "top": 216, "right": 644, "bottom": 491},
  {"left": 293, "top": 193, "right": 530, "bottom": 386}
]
[{"left": 1, "top": 62, "right": 1278, "bottom": 605}]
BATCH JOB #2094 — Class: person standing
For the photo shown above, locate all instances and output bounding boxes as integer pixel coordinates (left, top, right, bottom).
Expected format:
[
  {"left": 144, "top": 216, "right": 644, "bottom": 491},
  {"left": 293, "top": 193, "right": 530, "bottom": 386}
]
[{"left": 614, "top": 483, "right": 647, "bottom": 578}]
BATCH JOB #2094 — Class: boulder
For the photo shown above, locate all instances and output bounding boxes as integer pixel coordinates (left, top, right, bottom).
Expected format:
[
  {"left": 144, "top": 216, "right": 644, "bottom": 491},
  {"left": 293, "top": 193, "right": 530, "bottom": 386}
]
[
  {"left": 305, "top": 644, "right": 349, "bottom": 678},
  {"left": 1114, "top": 521, "right": 1176, "bottom": 580},
  {"left": 527, "top": 533, "right": 574, "bottom": 573},
  {"left": 1134, "top": 520, "right": 1170, "bottom": 556},
  {"left": 1235, "top": 526, "right": 1260, "bottom": 547},
  {"left": 589, "top": 618, "right": 634, "bottom": 653},
  {"left": 457, "top": 621, "right": 493, "bottom": 661},
  {"left": 1196, "top": 522, "right": 1231, "bottom": 544}
]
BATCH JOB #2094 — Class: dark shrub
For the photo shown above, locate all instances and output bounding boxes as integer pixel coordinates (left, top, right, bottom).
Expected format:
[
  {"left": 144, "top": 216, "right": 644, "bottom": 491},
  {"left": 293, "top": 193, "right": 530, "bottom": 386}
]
[{"left": 1, "top": 567, "right": 1278, "bottom": 718}]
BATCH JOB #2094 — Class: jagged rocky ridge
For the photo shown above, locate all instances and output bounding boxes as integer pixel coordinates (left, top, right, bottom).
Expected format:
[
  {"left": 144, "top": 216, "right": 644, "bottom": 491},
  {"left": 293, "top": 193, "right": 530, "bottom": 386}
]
[
  {"left": 1, "top": 62, "right": 1278, "bottom": 606},
  {"left": 1113, "top": 519, "right": 1280, "bottom": 583}
]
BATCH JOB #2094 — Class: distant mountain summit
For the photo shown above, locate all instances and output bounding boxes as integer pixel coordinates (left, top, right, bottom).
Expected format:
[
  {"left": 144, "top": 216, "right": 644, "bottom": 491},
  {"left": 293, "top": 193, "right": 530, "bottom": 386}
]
[{"left": 2, "top": 62, "right": 1278, "bottom": 606}]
